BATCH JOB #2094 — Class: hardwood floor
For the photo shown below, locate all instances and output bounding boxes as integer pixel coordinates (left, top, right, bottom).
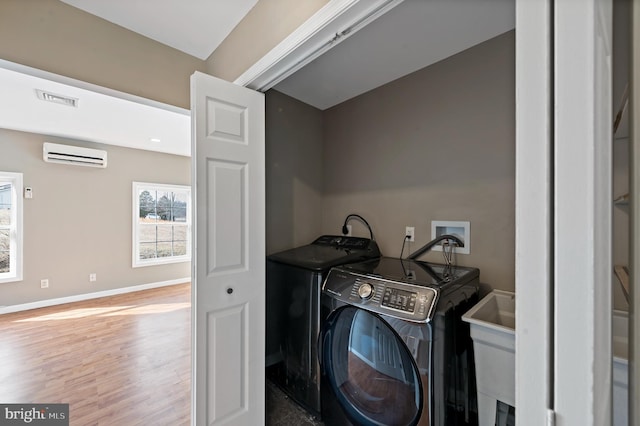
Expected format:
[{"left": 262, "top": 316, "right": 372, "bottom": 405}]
[{"left": 0, "top": 283, "right": 191, "bottom": 426}]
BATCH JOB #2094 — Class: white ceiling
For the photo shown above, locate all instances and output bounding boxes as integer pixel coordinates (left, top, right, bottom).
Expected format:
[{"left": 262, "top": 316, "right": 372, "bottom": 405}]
[
  {"left": 60, "top": 0, "right": 258, "bottom": 60},
  {"left": 274, "top": 0, "right": 515, "bottom": 110},
  {"left": 0, "top": 62, "right": 191, "bottom": 156}
]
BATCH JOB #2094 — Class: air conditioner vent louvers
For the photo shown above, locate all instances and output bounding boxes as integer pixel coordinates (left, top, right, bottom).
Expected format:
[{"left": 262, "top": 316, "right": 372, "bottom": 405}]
[
  {"left": 47, "top": 151, "right": 104, "bottom": 161},
  {"left": 43, "top": 142, "right": 107, "bottom": 168},
  {"left": 35, "top": 89, "right": 78, "bottom": 107}
]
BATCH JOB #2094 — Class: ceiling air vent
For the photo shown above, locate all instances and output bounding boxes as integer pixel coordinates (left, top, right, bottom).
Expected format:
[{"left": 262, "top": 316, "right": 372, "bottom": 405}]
[{"left": 35, "top": 89, "right": 78, "bottom": 107}]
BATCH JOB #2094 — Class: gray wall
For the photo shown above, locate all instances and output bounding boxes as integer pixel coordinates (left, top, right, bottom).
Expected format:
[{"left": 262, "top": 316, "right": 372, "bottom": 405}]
[
  {"left": 612, "top": 0, "right": 631, "bottom": 310},
  {"left": 266, "top": 31, "right": 515, "bottom": 293},
  {"left": 322, "top": 31, "right": 515, "bottom": 292},
  {"left": 266, "top": 90, "right": 324, "bottom": 254},
  {"left": 0, "top": 129, "right": 190, "bottom": 306}
]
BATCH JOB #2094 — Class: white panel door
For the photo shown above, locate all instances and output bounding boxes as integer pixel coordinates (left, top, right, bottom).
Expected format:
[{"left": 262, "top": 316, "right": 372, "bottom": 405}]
[{"left": 191, "top": 71, "right": 265, "bottom": 426}]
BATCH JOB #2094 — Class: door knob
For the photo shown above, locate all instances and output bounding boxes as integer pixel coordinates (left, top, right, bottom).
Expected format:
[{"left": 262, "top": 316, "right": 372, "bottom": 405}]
[{"left": 226, "top": 287, "right": 233, "bottom": 294}]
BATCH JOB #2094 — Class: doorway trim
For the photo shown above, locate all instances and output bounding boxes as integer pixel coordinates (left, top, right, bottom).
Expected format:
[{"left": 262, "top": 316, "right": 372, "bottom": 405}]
[{"left": 233, "top": 0, "right": 405, "bottom": 92}]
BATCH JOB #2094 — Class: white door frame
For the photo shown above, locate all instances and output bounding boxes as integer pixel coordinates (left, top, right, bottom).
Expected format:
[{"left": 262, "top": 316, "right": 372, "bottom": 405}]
[
  {"left": 554, "top": 1, "right": 612, "bottom": 425},
  {"left": 234, "top": 0, "right": 405, "bottom": 91},
  {"left": 516, "top": 0, "right": 613, "bottom": 425}
]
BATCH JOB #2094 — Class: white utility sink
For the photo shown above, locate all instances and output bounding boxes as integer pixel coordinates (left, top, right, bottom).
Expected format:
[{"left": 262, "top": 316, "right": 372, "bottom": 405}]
[
  {"left": 463, "top": 294, "right": 628, "bottom": 426},
  {"left": 462, "top": 290, "right": 515, "bottom": 425}
]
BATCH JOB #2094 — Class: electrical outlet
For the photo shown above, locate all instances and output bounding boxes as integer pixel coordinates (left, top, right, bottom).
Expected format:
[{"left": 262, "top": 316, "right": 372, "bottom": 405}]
[
  {"left": 40, "top": 279, "right": 49, "bottom": 289},
  {"left": 405, "top": 226, "right": 415, "bottom": 242},
  {"left": 89, "top": 273, "right": 97, "bottom": 282},
  {"left": 345, "top": 224, "right": 352, "bottom": 236}
]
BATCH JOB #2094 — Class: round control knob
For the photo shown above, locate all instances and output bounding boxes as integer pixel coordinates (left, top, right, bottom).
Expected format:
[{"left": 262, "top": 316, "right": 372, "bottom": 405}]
[{"left": 357, "top": 283, "right": 374, "bottom": 300}]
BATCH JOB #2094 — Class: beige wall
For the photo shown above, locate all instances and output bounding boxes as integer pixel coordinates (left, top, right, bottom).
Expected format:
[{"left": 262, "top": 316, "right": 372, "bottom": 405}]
[
  {"left": 265, "top": 90, "right": 324, "bottom": 254},
  {"left": 0, "top": 0, "right": 332, "bottom": 307},
  {"left": 321, "top": 31, "right": 515, "bottom": 293},
  {"left": 0, "top": 0, "right": 199, "bottom": 307},
  {"left": 0, "top": 129, "right": 191, "bottom": 307},
  {"left": 0, "top": 0, "right": 332, "bottom": 104},
  {"left": 206, "top": 0, "right": 329, "bottom": 82},
  {"left": 0, "top": 0, "right": 205, "bottom": 109}
]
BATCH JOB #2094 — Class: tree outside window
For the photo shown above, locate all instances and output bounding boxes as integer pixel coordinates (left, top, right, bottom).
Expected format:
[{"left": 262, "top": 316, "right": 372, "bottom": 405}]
[{"left": 133, "top": 182, "right": 190, "bottom": 267}]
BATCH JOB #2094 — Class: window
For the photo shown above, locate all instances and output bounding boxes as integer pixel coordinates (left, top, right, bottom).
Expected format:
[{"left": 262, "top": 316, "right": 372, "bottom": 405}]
[
  {"left": 0, "top": 172, "right": 23, "bottom": 283},
  {"left": 133, "top": 182, "right": 191, "bottom": 267}
]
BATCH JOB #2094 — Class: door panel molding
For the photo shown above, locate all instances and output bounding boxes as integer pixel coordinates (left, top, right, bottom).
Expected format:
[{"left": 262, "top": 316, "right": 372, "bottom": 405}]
[
  {"left": 206, "top": 304, "right": 248, "bottom": 424},
  {"left": 206, "top": 159, "right": 247, "bottom": 275}
]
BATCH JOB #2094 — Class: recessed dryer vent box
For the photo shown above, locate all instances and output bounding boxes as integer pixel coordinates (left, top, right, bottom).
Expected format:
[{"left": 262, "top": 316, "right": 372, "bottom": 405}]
[{"left": 431, "top": 220, "right": 470, "bottom": 254}]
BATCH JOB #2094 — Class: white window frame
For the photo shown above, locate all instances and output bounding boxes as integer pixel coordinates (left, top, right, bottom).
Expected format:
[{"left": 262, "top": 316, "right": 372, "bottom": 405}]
[
  {"left": 132, "top": 182, "right": 191, "bottom": 268},
  {"left": 0, "top": 172, "right": 23, "bottom": 284}
]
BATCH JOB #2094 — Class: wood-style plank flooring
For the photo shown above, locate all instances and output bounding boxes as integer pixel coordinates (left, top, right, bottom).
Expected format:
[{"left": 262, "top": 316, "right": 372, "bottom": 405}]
[{"left": 0, "top": 283, "right": 191, "bottom": 426}]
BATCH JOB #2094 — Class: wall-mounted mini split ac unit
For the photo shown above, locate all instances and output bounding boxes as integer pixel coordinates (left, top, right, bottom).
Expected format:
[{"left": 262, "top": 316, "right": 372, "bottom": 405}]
[{"left": 43, "top": 142, "right": 107, "bottom": 168}]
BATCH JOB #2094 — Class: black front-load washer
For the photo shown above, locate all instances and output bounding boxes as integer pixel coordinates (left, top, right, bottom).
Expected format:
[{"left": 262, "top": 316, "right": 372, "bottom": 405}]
[
  {"left": 266, "top": 235, "right": 381, "bottom": 418},
  {"left": 319, "top": 257, "right": 480, "bottom": 426}
]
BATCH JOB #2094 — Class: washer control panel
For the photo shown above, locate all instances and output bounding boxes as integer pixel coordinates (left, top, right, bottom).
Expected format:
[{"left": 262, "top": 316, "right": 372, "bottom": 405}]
[
  {"left": 323, "top": 269, "right": 439, "bottom": 322},
  {"left": 382, "top": 287, "right": 417, "bottom": 312}
]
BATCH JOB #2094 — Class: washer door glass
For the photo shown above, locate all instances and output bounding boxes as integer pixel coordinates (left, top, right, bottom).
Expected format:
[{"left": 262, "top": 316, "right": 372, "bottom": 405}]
[{"left": 322, "top": 306, "right": 422, "bottom": 426}]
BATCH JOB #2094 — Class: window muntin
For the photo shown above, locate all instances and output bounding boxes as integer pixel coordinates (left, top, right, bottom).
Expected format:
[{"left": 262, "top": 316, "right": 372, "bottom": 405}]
[
  {"left": 0, "top": 172, "right": 23, "bottom": 283},
  {"left": 133, "top": 182, "right": 191, "bottom": 267}
]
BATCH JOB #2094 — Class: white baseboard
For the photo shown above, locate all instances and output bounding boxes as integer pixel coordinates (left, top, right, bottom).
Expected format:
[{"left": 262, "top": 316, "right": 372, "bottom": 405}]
[{"left": 0, "top": 277, "right": 191, "bottom": 315}]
